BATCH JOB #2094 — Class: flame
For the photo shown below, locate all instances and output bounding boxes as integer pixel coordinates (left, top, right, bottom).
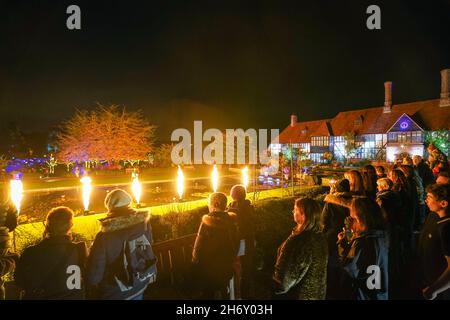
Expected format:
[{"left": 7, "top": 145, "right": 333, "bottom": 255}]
[
  {"left": 10, "top": 179, "right": 24, "bottom": 214},
  {"left": 131, "top": 174, "right": 142, "bottom": 205},
  {"left": 177, "top": 166, "right": 184, "bottom": 199},
  {"left": 242, "top": 166, "right": 249, "bottom": 190},
  {"left": 80, "top": 176, "right": 92, "bottom": 211},
  {"left": 212, "top": 164, "right": 219, "bottom": 192}
]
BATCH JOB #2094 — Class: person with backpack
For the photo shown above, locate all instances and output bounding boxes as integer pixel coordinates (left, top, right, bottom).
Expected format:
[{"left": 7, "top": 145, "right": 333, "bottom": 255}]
[
  {"left": 192, "top": 192, "right": 239, "bottom": 299},
  {"left": 86, "top": 189, "right": 156, "bottom": 300},
  {"left": 15, "top": 206, "right": 87, "bottom": 299}
]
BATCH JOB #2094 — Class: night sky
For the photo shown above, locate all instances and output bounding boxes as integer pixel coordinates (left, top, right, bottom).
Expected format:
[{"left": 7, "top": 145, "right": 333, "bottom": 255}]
[{"left": 1, "top": 0, "right": 449, "bottom": 146}]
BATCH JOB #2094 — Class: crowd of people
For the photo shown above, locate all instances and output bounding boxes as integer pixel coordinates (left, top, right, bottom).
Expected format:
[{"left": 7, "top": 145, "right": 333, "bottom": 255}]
[{"left": 0, "top": 148, "right": 449, "bottom": 300}]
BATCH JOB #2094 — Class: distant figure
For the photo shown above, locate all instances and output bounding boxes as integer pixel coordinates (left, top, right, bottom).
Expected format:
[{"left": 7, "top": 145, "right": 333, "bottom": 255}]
[
  {"left": 436, "top": 172, "right": 450, "bottom": 185},
  {"left": 403, "top": 156, "right": 413, "bottom": 166},
  {"left": 273, "top": 198, "right": 328, "bottom": 300},
  {"left": 427, "top": 143, "right": 448, "bottom": 176},
  {"left": 192, "top": 192, "right": 239, "bottom": 299},
  {"left": 15, "top": 206, "right": 87, "bottom": 299},
  {"left": 375, "top": 166, "right": 387, "bottom": 179},
  {"left": 413, "top": 155, "right": 435, "bottom": 188},
  {"left": 227, "top": 185, "right": 256, "bottom": 299},
  {"left": 86, "top": 189, "right": 156, "bottom": 300}
]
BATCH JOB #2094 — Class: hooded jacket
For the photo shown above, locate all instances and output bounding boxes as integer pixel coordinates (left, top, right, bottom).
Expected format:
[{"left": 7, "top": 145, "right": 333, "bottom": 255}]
[
  {"left": 192, "top": 211, "right": 239, "bottom": 289},
  {"left": 86, "top": 208, "right": 154, "bottom": 300}
]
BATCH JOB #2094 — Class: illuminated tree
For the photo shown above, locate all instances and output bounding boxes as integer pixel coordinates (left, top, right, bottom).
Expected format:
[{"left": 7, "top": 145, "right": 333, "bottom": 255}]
[{"left": 57, "top": 105, "right": 156, "bottom": 164}]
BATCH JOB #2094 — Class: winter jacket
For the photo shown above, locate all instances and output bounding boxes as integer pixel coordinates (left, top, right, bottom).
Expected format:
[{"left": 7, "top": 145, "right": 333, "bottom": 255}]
[
  {"left": 192, "top": 211, "right": 239, "bottom": 290},
  {"left": 227, "top": 199, "right": 256, "bottom": 254},
  {"left": 86, "top": 208, "right": 154, "bottom": 300},
  {"left": 273, "top": 229, "right": 328, "bottom": 300},
  {"left": 15, "top": 235, "right": 87, "bottom": 300},
  {"left": 338, "top": 229, "right": 389, "bottom": 300}
]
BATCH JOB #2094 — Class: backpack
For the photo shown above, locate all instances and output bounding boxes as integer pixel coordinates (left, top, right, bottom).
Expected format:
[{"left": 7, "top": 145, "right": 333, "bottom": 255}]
[{"left": 113, "top": 232, "right": 157, "bottom": 293}]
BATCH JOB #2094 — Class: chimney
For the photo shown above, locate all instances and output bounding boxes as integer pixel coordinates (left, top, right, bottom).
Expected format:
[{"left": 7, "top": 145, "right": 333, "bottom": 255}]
[
  {"left": 383, "top": 81, "right": 392, "bottom": 113},
  {"left": 290, "top": 114, "right": 297, "bottom": 127},
  {"left": 440, "top": 69, "right": 450, "bottom": 107}
]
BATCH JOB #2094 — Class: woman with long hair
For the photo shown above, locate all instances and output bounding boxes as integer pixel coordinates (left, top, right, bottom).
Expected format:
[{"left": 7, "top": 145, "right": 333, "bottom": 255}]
[
  {"left": 337, "top": 197, "right": 389, "bottom": 300},
  {"left": 361, "top": 165, "right": 378, "bottom": 199},
  {"left": 344, "top": 170, "right": 365, "bottom": 196},
  {"left": 389, "top": 169, "right": 414, "bottom": 259},
  {"left": 273, "top": 198, "right": 328, "bottom": 299}
]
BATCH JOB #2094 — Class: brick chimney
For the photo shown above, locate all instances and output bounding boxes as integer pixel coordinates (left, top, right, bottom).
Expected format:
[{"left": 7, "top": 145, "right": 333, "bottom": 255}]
[
  {"left": 440, "top": 69, "right": 450, "bottom": 107},
  {"left": 290, "top": 114, "right": 297, "bottom": 127},
  {"left": 383, "top": 81, "right": 392, "bottom": 113}
]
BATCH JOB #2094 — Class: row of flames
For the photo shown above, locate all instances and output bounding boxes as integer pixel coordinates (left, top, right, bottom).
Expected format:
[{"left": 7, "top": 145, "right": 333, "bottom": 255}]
[{"left": 9, "top": 166, "right": 250, "bottom": 213}]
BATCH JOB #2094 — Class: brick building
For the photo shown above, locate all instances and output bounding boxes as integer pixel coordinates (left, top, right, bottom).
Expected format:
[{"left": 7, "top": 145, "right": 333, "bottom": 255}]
[{"left": 271, "top": 69, "right": 450, "bottom": 163}]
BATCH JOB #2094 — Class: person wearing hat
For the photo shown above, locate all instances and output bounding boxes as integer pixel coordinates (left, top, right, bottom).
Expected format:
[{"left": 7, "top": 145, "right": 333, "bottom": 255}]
[
  {"left": 15, "top": 206, "right": 87, "bottom": 299},
  {"left": 86, "top": 189, "right": 156, "bottom": 300}
]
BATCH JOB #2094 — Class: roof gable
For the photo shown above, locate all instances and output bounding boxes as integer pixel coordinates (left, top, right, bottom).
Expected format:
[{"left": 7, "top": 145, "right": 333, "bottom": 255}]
[{"left": 387, "top": 113, "right": 424, "bottom": 132}]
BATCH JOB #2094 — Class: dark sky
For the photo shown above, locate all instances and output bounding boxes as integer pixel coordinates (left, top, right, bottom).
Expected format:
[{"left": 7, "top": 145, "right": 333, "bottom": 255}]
[{"left": 1, "top": 0, "right": 449, "bottom": 144}]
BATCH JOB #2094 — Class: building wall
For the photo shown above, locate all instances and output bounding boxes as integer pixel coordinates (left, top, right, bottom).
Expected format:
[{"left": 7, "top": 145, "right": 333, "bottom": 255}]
[{"left": 276, "top": 130, "right": 447, "bottom": 164}]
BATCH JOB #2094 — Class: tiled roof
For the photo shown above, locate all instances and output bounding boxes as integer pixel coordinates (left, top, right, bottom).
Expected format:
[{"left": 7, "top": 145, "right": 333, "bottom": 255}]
[
  {"left": 276, "top": 119, "right": 331, "bottom": 144},
  {"left": 276, "top": 99, "right": 449, "bottom": 143},
  {"left": 331, "top": 99, "right": 449, "bottom": 135}
]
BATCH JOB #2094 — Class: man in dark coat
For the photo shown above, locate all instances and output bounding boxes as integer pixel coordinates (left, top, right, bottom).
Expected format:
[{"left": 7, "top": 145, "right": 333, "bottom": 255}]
[
  {"left": 192, "top": 192, "right": 239, "bottom": 299},
  {"left": 86, "top": 189, "right": 156, "bottom": 300},
  {"left": 15, "top": 206, "right": 87, "bottom": 299},
  {"left": 227, "top": 185, "right": 256, "bottom": 299}
]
